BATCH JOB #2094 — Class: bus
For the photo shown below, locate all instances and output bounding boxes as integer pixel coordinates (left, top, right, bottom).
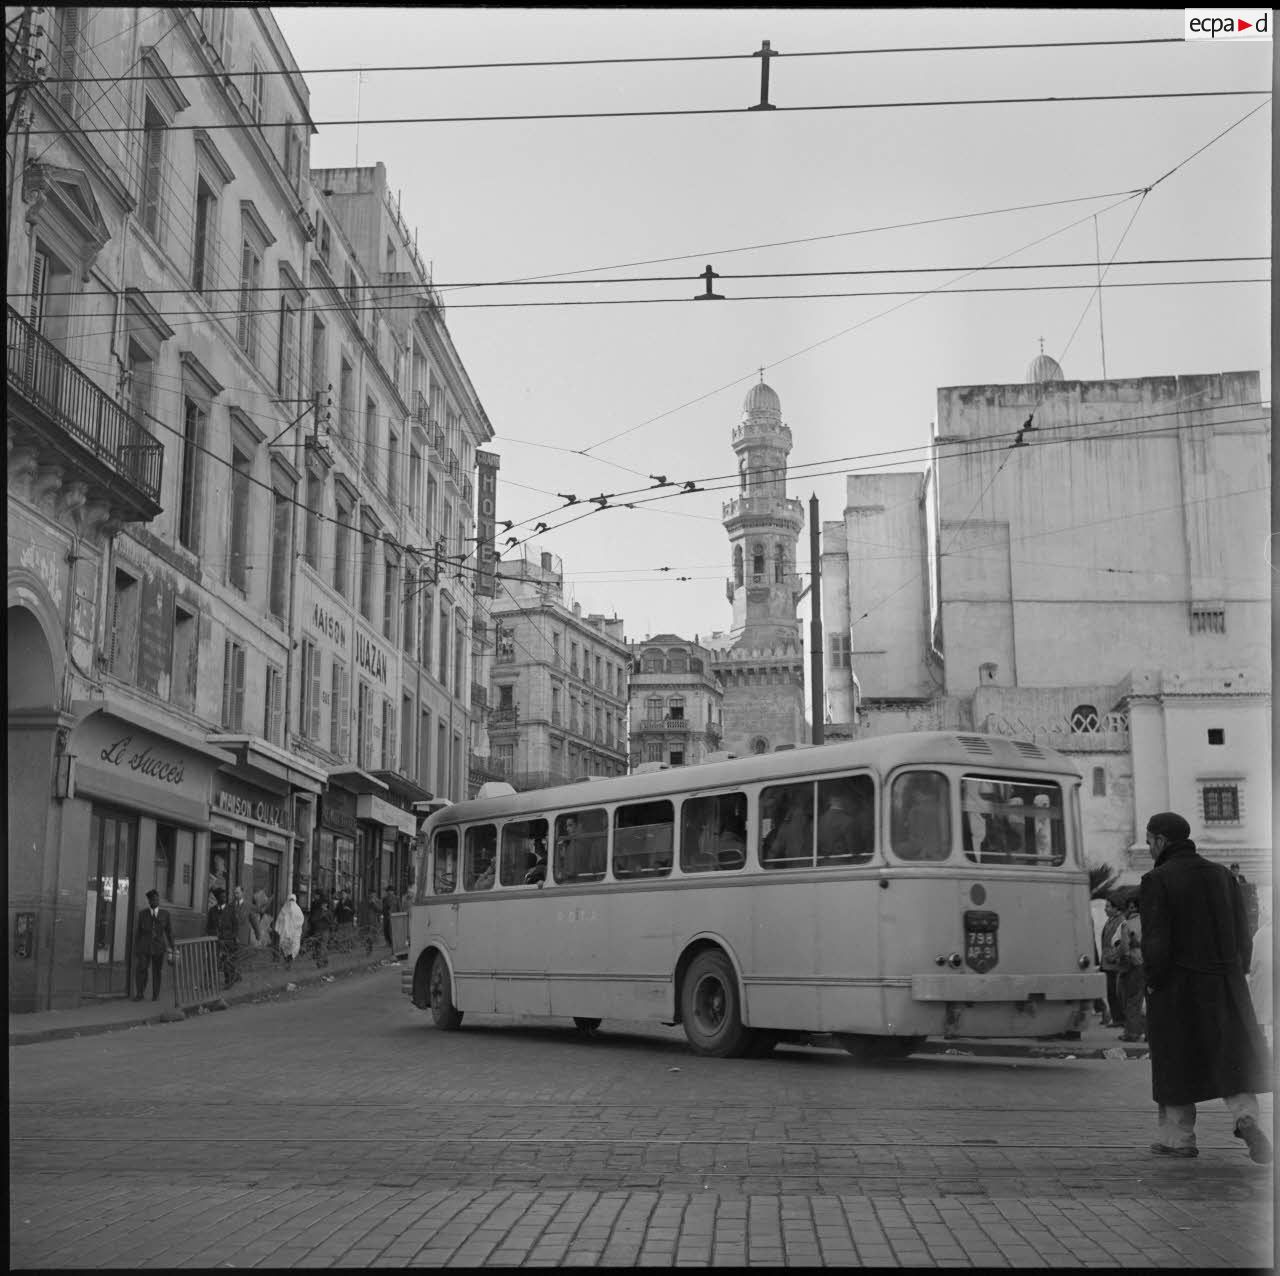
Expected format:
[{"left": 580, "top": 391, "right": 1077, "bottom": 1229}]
[{"left": 402, "top": 732, "right": 1104, "bottom": 1058}]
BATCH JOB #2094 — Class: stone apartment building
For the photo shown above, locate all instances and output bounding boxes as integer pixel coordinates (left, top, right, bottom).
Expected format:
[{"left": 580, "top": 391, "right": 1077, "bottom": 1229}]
[
  {"left": 820, "top": 355, "right": 1271, "bottom": 882},
  {"left": 485, "top": 548, "right": 630, "bottom": 789},
  {"left": 6, "top": 7, "right": 497, "bottom": 1010},
  {"left": 627, "top": 635, "right": 725, "bottom": 768}
]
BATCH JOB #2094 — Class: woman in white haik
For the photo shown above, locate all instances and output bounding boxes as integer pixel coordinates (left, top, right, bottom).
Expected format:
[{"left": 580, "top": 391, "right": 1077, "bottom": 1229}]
[{"left": 275, "top": 894, "right": 305, "bottom": 966}]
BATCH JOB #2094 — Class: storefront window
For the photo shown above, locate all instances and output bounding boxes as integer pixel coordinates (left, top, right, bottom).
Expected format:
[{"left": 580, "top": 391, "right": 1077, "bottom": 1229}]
[{"left": 155, "top": 824, "right": 195, "bottom": 909}]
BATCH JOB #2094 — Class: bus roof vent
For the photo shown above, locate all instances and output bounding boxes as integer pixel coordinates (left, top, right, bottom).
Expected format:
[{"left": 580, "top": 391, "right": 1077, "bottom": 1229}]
[
  {"left": 955, "top": 734, "right": 994, "bottom": 755},
  {"left": 1011, "top": 741, "right": 1045, "bottom": 759}
]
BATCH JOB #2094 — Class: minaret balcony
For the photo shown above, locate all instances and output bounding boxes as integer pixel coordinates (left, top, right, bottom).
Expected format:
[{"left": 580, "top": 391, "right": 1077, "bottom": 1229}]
[
  {"left": 7, "top": 305, "right": 163, "bottom": 521},
  {"left": 721, "top": 494, "right": 804, "bottom": 525}
]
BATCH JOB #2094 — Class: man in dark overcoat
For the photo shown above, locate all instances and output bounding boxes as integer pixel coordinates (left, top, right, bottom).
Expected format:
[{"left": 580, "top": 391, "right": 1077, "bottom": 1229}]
[{"left": 1140, "top": 811, "right": 1272, "bottom": 1163}]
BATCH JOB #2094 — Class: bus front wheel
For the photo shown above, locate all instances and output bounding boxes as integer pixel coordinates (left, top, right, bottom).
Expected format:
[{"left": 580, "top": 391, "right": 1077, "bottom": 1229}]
[
  {"left": 681, "top": 950, "right": 753, "bottom": 1058},
  {"left": 428, "top": 955, "right": 463, "bottom": 1031}
]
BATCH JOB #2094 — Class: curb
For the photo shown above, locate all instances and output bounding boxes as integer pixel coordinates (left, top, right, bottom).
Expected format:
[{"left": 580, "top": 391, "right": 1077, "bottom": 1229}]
[
  {"left": 916, "top": 1038, "right": 1149, "bottom": 1061},
  {"left": 8, "top": 959, "right": 399, "bottom": 1047}
]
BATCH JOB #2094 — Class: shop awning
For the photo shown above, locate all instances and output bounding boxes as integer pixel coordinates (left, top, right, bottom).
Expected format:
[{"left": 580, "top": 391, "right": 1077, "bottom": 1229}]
[
  {"left": 71, "top": 699, "right": 236, "bottom": 765},
  {"left": 356, "top": 792, "right": 418, "bottom": 836},
  {"left": 326, "top": 765, "right": 388, "bottom": 794},
  {"left": 206, "top": 734, "right": 328, "bottom": 794},
  {"left": 369, "top": 769, "right": 434, "bottom": 805}
]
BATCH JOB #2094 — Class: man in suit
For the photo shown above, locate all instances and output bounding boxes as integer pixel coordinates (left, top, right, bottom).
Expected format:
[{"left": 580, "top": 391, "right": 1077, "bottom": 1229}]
[
  {"left": 206, "top": 886, "right": 238, "bottom": 987},
  {"left": 133, "top": 889, "right": 175, "bottom": 1001}
]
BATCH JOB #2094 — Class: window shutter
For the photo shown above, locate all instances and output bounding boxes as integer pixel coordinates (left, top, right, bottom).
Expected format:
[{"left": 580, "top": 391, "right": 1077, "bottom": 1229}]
[
  {"left": 27, "top": 250, "right": 48, "bottom": 331},
  {"left": 143, "top": 114, "right": 164, "bottom": 237},
  {"left": 233, "top": 645, "right": 246, "bottom": 730},
  {"left": 387, "top": 699, "right": 398, "bottom": 773},
  {"left": 308, "top": 646, "right": 322, "bottom": 740},
  {"left": 339, "top": 667, "right": 351, "bottom": 757},
  {"left": 270, "top": 667, "right": 284, "bottom": 743},
  {"left": 222, "top": 640, "right": 233, "bottom": 727},
  {"left": 237, "top": 242, "right": 252, "bottom": 350},
  {"left": 57, "top": 9, "right": 82, "bottom": 114}
]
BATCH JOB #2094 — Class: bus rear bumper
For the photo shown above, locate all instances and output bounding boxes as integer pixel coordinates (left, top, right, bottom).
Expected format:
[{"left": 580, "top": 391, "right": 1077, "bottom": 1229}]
[{"left": 911, "top": 972, "right": 1103, "bottom": 1002}]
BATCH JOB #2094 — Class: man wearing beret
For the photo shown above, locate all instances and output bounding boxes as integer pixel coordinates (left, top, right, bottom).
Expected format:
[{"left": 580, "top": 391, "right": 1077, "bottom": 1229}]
[
  {"left": 133, "top": 889, "right": 175, "bottom": 1001},
  {"left": 1140, "top": 811, "right": 1272, "bottom": 1164}
]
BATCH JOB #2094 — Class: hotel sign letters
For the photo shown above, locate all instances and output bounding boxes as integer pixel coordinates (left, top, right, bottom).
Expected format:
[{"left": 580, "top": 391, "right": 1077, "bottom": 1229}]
[{"left": 475, "top": 450, "right": 500, "bottom": 598}]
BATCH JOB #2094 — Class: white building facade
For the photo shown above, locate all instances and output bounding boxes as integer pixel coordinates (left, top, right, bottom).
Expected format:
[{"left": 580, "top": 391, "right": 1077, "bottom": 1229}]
[{"left": 821, "top": 360, "right": 1270, "bottom": 881}]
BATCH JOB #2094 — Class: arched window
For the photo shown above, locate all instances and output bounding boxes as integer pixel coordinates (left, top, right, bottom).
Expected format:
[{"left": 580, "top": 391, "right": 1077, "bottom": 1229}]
[
  {"left": 738, "top": 459, "right": 747, "bottom": 494},
  {"left": 1070, "top": 704, "right": 1100, "bottom": 733},
  {"left": 733, "top": 545, "right": 743, "bottom": 586},
  {"left": 774, "top": 545, "right": 784, "bottom": 582},
  {"left": 752, "top": 544, "right": 765, "bottom": 578},
  {"left": 1092, "top": 767, "right": 1106, "bottom": 796}
]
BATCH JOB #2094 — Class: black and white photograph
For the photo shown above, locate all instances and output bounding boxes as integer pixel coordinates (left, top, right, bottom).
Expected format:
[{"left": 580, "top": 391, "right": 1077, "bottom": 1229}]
[{"left": 7, "top": 4, "right": 1273, "bottom": 1268}]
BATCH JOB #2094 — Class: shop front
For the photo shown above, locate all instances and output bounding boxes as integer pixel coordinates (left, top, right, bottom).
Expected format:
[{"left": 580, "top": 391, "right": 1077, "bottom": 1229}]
[
  {"left": 50, "top": 706, "right": 232, "bottom": 1007},
  {"left": 209, "top": 776, "right": 295, "bottom": 947},
  {"left": 309, "top": 785, "right": 357, "bottom": 911}
]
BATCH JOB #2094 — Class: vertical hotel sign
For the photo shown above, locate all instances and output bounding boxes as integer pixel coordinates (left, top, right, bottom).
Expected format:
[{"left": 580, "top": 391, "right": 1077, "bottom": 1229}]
[{"left": 475, "top": 450, "right": 500, "bottom": 597}]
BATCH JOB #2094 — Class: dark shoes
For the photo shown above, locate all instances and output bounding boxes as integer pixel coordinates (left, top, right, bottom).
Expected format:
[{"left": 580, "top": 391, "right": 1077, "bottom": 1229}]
[
  {"left": 1234, "top": 1118, "right": 1273, "bottom": 1165},
  {"left": 1149, "top": 1143, "right": 1198, "bottom": 1158}
]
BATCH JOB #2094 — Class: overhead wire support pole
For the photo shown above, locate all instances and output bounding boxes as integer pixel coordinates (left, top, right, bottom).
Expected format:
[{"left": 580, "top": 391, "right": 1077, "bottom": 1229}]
[{"left": 749, "top": 40, "right": 778, "bottom": 110}]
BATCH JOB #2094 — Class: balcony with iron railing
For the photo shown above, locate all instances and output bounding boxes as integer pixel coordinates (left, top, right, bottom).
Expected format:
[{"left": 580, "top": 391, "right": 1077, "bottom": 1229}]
[
  {"left": 429, "top": 421, "right": 445, "bottom": 452},
  {"left": 412, "top": 389, "right": 428, "bottom": 425},
  {"left": 8, "top": 305, "right": 164, "bottom": 520},
  {"left": 462, "top": 476, "right": 473, "bottom": 504},
  {"left": 488, "top": 706, "right": 519, "bottom": 730}
]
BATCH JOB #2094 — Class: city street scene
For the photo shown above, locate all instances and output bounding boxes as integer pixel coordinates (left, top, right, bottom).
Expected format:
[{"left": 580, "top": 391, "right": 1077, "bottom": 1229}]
[{"left": 6, "top": 4, "right": 1273, "bottom": 1270}]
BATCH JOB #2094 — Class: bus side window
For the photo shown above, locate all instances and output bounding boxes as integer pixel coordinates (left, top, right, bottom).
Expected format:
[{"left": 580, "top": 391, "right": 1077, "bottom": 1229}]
[
  {"left": 817, "top": 774, "right": 875, "bottom": 865},
  {"left": 613, "top": 800, "right": 674, "bottom": 879},
  {"left": 463, "top": 824, "right": 497, "bottom": 891},
  {"left": 500, "top": 818, "right": 549, "bottom": 886},
  {"left": 432, "top": 830, "right": 458, "bottom": 894},
  {"left": 553, "top": 808, "right": 607, "bottom": 883},
  {"left": 890, "top": 771, "right": 951, "bottom": 861},
  {"left": 679, "top": 793, "right": 747, "bottom": 872},
  {"left": 759, "top": 782, "right": 814, "bottom": 869}
]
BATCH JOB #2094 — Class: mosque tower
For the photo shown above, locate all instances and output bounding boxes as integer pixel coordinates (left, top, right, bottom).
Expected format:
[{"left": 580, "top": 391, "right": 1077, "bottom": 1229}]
[{"left": 707, "top": 378, "right": 808, "bottom": 754}]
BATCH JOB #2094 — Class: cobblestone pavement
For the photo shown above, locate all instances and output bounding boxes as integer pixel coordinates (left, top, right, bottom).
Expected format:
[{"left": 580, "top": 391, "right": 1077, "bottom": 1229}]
[{"left": 9, "top": 966, "right": 1273, "bottom": 1268}]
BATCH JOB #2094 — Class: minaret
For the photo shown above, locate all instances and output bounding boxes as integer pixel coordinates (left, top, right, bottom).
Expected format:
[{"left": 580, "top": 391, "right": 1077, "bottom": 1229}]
[{"left": 722, "top": 378, "right": 804, "bottom": 647}]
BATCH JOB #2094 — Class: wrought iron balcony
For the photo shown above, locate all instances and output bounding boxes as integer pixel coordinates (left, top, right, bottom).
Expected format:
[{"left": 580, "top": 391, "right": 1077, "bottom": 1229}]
[
  {"left": 8, "top": 305, "right": 163, "bottom": 518},
  {"left": 412, "top": 390, "right": 428, "bottom": 425},
  {"left": 488, "top": 706, "right": 519, "bottom": 729}
]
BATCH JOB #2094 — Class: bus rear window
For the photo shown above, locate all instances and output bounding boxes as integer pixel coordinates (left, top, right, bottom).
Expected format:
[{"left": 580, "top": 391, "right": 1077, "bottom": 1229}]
[
  {"left": 432, "top": 829, "right": 458, "bottom": 894},
  {"left": 463, "top": 824, "right": 497, "bottom": 891},
  {"left": 961, "top": 776, "right": 1065, "bottom": 866},
  {"left": 890, "top": 771, "right": 951, "bottom": 861},
  {"left": 553, "top": 808, "right": 607, "bottom": 883},
  {"left": 613, "top": 800, "right": 673, "bottom": 879},
  {"left": 680, "top": 792, "right": 747, "bottom": 872}
]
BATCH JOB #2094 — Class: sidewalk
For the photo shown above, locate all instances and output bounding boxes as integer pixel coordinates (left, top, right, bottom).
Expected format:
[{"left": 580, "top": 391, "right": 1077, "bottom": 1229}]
[{"left": 9, "top": 942, "right": 402, "bottom": 1048}]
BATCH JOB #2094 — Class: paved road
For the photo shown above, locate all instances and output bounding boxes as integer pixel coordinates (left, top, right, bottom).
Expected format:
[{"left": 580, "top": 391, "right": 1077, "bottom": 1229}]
[{"left": 10, "top": 966, "right": 1273, "bottom": 1268}]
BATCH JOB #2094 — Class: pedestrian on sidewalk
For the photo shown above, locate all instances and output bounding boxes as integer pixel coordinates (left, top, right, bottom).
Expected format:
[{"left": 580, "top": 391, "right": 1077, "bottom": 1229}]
[
  {"left": 1116, "top": 899, "right": 1147, "bottom": 1042},
  {"left": 1140, "top": 811, "right": 1272, "bottom": 1164},
  {"left": 308, "top": 892, "right": 332, "bottom": 967},
  {"left": 1099, "top": 895, "right": 1126, "bottom": 1028},
  {"left": 382, "top": 885, "right": 397, "bottom": 949},
  {"left": 275, "top": 893, "right": 305, "bottom": 966},
  {"left": 132, "top": 889, "right": 175, "bottom": 1001},
  {"left": 206, "top": 887, "right": 239, "bottom": 988}
]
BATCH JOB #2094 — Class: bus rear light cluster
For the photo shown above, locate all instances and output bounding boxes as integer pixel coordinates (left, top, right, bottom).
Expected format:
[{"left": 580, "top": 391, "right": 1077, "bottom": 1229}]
[{"left": 1078, "top": 954, "right": 1092, "bottom": 969}]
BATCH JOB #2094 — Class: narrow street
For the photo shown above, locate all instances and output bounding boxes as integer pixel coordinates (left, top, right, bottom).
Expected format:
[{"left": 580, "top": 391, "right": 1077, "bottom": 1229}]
[{"left": 10, "top": 966, "right": 1273, "bottom": 1268}]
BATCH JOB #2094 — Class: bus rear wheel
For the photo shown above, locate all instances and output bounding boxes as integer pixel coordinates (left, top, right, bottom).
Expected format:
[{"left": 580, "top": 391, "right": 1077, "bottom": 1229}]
[
  {"left": 681, "top": 950, "right": 753, "bottom": 1058},
  {"left": 428, "top": 955, "right": 463, "bottom": 1031},
  {"left": 573, "top": 1017, "right": 602, "bottom": 1035}
]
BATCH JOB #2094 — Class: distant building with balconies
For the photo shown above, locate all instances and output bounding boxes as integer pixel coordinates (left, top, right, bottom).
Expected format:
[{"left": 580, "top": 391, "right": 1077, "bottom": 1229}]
[
  {"left": 485, "top": 547, "right": 629, "bottom": 790},
  {"left": 627, "top": 636, "right": 725, "bottom": 768}
]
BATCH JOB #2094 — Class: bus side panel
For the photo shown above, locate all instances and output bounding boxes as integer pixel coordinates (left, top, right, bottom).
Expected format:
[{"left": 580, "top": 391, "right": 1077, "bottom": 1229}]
[
  {"left": 814, "top": 874, "right": 885, "bottom": 1034},
  {"left": 604, "top": 889, "right": 676, "bottom": 1023},
  {"left": 488, "top": 897, "right": 551, "bottom": 1017},
  {"left": 547, "top": 892, "right": 610, "bottom": 1020},
  {"left": 742, "top": 881, "right": 819, "bottom": 1030}
]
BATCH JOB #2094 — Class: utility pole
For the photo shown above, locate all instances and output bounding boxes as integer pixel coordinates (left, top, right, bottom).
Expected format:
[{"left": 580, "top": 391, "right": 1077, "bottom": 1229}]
[{"left": 809, "top": 493, "right": 824, "bottom": 745}]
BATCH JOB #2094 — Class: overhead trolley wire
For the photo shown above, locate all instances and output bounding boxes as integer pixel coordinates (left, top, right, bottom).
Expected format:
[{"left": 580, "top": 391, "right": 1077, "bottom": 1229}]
[
  {"left": 20, "top": 88, "right": 1270, "bottom": 134},
  {"left": 31, "top": 36, "right": 1189, "bottom": 84}
]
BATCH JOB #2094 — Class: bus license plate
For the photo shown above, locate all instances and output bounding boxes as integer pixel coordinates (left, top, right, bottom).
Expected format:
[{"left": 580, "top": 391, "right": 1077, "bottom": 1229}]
[{"left": 964, "top": 909, "right": 999, "bottom": 973}]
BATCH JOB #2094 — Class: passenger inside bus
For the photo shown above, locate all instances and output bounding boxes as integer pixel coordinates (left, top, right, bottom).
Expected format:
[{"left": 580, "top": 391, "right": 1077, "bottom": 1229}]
[
  {"left": 760, "top": 786, "right": 813, "bottom": 867},
  {"left": 816, "top": 784, "right": 871, "bottom": 864},
  {"left": 434, "top": 844, "right": 457, "bottom": 893},
  {"left": 524, "top": 838, "right": 548, "bottom": 884},
  {"left": 891, "top": 771, "right": 951, "bottom": 861}
]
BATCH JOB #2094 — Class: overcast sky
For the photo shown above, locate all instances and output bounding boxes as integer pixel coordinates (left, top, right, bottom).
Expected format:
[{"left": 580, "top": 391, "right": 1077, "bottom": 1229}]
[{"left": 274, "top": 6, "right": 1271, "bottom": 645}]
